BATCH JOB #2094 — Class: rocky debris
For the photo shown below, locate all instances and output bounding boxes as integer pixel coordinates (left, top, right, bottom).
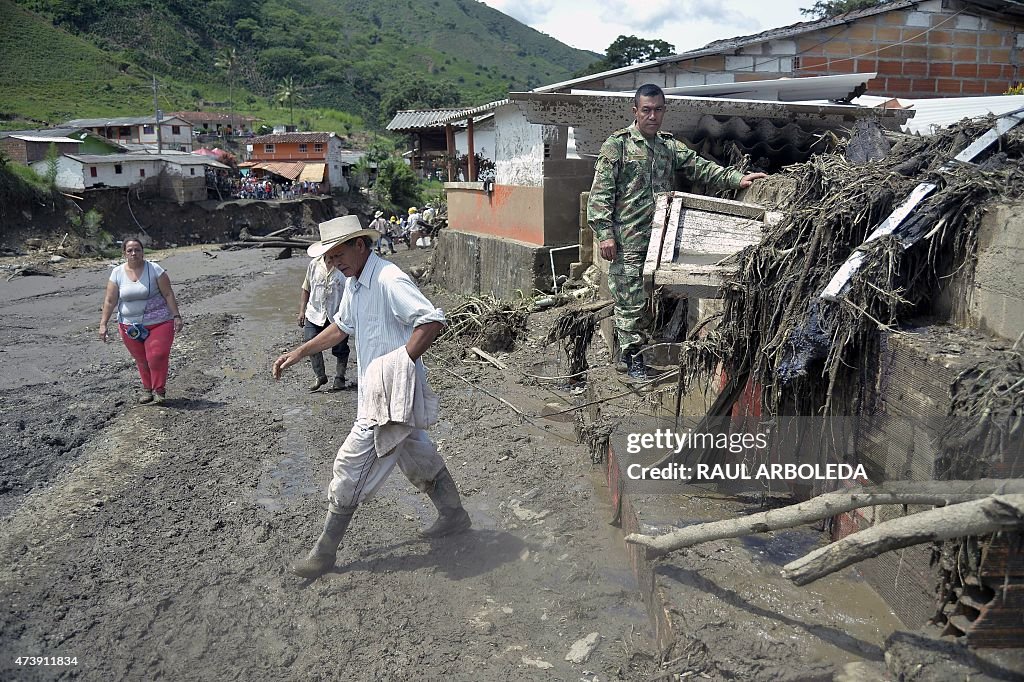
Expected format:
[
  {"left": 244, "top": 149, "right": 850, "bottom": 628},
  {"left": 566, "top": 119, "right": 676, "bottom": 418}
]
[{"left": 565, "top": 632, "right": 601, "bottom": 664}]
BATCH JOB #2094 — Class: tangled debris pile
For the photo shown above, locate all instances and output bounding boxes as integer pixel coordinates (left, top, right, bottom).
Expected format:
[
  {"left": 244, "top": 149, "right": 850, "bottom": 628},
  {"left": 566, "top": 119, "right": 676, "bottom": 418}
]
[
  {"left": 679, "top": 115, "right": 1024, "bottom": 419},
  {"left": 439, "top": 294, "right": 530, "bottom": 352}
]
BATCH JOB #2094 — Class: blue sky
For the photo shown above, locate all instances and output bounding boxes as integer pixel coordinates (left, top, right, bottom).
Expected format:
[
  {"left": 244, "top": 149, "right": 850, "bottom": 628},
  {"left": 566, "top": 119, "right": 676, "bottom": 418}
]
[{"left": 479, "top": 0, "right": 814, "bottom": 55}]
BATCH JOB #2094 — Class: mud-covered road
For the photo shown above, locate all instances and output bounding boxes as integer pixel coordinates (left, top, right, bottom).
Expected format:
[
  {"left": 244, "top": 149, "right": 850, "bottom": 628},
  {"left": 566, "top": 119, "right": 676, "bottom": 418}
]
[{"left": 0, "top": 246, "right": 658, "bottom": 681}]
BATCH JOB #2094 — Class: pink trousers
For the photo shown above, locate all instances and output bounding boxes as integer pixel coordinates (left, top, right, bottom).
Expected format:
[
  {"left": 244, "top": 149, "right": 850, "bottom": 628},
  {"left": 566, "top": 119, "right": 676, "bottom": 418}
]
[{"left": 119, "top": 320, "right": 175, "bottom": 393}]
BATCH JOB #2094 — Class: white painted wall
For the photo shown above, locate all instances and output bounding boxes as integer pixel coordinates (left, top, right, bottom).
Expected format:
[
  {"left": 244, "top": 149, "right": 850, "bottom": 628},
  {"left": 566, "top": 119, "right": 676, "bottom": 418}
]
[
  {"left": 138, "top": 118, "right": 194, "bottom": 151},
  {"left": 32, "top": 156, "right": 163, "bottom": 190},
  {"left": 455, "top": 120, "right": 496, "bottom": 162},
  {"left": 493, "top": 104, "right": 545, "bottom": 187}
]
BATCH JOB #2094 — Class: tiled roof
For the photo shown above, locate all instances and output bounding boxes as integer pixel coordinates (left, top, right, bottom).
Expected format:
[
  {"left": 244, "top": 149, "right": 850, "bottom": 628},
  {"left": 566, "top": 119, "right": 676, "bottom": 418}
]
[{"left": 249, "top": 132, "right": 333, "bottom": 144}]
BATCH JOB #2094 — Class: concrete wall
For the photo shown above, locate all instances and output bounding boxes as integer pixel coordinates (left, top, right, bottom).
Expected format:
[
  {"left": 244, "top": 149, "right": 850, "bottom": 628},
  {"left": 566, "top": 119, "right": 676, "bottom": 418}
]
[
  {"left": 446, "top": 182, "right": 545, "bottom": 245},
  {"left": 543, "top": 159, "right": 594, "bottom": 245},
  {"left": 494, "top": 105, "right": 545, "bottom": 187},
  {"left": 941, "top": 201, "right": 1024, "bottom": 341},
  {"left": 561, "top": 0, "right": 1022, "bottom": 99},
  {"left": 432, "top": 229, "right": 553, "bottom": 299}
]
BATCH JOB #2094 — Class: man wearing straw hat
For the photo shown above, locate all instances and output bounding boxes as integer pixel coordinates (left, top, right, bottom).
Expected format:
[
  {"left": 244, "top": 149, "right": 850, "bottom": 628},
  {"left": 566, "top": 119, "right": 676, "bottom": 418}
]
[
  {"left": 370, "top": 210, "right": 395, "bottom": 255},
  {"left": 273, "top": 214, "right": 471, "bottom": 578}
]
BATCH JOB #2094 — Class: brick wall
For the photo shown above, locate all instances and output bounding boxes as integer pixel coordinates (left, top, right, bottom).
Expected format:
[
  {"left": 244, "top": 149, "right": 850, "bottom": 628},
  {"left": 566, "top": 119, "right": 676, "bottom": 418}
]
[
  {"left": 0, "top": 137, "right": 28, "bottom": 164},
  {"left": 790, "top": 2, "right": 1020, "bottom": 97},
  {"left": 582, "top": 1, "right": 1022, "bottom": 99}
]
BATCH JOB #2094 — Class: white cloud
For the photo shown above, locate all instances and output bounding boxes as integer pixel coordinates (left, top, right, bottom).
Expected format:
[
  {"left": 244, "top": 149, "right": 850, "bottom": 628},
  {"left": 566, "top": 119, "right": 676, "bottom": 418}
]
[{"left": 479, "top": 0, "right": 809, "bottom": 54}]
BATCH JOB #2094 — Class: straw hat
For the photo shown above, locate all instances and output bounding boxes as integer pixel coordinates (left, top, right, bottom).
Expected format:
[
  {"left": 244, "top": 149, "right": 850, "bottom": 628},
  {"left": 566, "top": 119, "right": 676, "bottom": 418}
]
[
  {"left": 408, "top": 206, "right": 418, "bottom": 214},
  {"left": 307, "top": 215, "right": 380, "bottom": 258},
  {"left": 374, "top": 210, "right": 383, "bottom": 218}
]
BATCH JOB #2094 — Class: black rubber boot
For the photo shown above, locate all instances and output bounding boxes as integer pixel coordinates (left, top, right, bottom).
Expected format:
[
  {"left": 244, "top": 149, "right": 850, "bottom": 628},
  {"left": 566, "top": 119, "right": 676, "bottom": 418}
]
[
  {"left": 290, "top": 506, "right": 356, "bottom": 578},
  {"left": 615, "top": 352, "right": 632, "bottom": 374},
  {"left": 419, "top": 467, "right": 472, "bottom": 538},
  {"left": 331, "top": 369, "right": 346, "bottom": 392},
  {"left": 626, "top": 353, "right": 649, "bottom": 381}
]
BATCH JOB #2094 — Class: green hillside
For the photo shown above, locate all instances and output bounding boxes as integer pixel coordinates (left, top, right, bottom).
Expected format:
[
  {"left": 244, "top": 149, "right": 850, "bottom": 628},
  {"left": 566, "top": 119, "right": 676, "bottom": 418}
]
[{"left": 2, "top": 0, "right": 599, "bottom": 130}]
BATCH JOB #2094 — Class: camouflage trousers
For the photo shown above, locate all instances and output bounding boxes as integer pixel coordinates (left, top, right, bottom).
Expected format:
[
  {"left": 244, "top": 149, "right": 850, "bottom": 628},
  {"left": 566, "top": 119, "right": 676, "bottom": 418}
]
[{"left": 608, "top": 250, "right": 649, "bottom": 358}]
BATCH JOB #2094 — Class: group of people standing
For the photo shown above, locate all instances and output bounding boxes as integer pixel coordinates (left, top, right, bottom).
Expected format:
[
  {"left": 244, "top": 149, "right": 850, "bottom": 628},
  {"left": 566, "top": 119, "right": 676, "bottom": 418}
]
[{"left": 368, "top": 205, "right": 439, "bottom": 254}]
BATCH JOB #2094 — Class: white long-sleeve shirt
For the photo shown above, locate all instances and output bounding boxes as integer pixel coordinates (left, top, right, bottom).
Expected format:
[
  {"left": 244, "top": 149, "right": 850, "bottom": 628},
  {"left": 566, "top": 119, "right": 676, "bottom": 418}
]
[
  {"left": 302, "top": 257, "right": 346, "bottom": 326},
  {"left": 333, "top": 252, "right": 445, "bottom": 419}
]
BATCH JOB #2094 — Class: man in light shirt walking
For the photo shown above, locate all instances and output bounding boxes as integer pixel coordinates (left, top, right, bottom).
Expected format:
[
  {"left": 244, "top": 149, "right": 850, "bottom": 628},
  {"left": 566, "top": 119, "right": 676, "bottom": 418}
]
[{"left": 273, "top": 215, "right": 471, "bottom": 579}]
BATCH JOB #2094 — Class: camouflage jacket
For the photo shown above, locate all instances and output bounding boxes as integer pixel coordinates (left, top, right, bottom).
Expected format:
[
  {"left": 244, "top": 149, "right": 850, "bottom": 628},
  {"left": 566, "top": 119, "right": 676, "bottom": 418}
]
[{"left": 587, "top": 123, "right": 744, "bottom": 253}]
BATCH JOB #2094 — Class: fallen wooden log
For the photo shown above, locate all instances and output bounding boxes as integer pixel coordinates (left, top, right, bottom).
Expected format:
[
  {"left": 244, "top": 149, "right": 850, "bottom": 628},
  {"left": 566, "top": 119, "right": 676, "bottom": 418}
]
[
  {"left": 221, "top": 240, "right": 312, "bottom": 249},
  {"left": 782, "top": 493, "right": 1024, "bottom": 585},
  {"left": 624, "top": 479, "right": 1024, "bottom": 557}
]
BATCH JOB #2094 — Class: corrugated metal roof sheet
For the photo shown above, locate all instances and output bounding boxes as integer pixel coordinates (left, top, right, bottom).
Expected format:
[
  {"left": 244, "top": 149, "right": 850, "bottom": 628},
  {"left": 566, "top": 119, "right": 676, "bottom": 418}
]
[
  {"left": 63, "top": 116, "right": 190, "bottom": 128},
  {"left": 8, "top": 135, "right": 81, "bottom": 143},
  {"left": 250, "top": 132, "right": 333, "bottom": 144},
  {"left": 510, "top": 91, "right": 911, "bottom": 169},
  {"left": 573, "top": 73, "right": 877, "bottom": 104},
  {"left": 435, "top": 100, "right": 506, "bottom": 125},
  {"left": 853, "top": 94, "right": 1024, "bottom": 135},
  {"left": 64, "top": 153, "right": 224, "bottom": 166},
  {"left": 385, "top": 109, "right": 471, "bottom": 131},
  {"left": 0, "top": 127, "right": 87, "bottom": 140}
]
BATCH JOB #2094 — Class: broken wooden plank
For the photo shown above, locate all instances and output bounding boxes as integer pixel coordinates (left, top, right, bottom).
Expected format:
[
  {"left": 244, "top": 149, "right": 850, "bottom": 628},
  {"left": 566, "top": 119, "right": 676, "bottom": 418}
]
[
  {"left": 470, "top": 346, "right": 507, "bottom": 370},
  {"left": 659, "top": 196, "right": 683, "bottom": 266},
  {"left": 644, "top": 193, "right": 671, "bottom": 274}
]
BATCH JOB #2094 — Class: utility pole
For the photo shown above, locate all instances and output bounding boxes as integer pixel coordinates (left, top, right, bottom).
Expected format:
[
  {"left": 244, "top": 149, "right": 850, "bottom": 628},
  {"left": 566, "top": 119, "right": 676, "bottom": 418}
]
[{"left": 152, "top": 76, "right": 163, "bottom": 153}]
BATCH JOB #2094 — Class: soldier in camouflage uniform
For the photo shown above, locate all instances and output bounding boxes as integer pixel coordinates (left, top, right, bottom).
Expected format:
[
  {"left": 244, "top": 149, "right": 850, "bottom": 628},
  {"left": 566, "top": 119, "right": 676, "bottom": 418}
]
[{"left": 588, "top": 83, "right": 767, "bottom": 380}]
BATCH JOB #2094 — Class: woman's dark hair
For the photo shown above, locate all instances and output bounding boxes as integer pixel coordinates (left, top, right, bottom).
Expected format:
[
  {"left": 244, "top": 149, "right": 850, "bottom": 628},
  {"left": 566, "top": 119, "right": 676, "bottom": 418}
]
[{"left": 122, "top": 237, "right": 144, "bottom": 252}]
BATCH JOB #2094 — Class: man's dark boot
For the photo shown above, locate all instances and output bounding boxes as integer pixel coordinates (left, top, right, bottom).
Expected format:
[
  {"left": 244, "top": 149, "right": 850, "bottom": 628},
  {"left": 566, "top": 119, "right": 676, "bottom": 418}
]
[
  {"left": 419, "top": 467, "right": 471, "bottom": 538},
  {"left": 291, "top": 506, "right": 356, "bottom": 578},
  {"left": 615, "top": 352, "right": 632, "bottom": 374},
  {"left": 331, "top": 368, "right": 346, "bottom": 392},
  {"left": 626, "top": 353, "right": 649, "bottom": 381}
]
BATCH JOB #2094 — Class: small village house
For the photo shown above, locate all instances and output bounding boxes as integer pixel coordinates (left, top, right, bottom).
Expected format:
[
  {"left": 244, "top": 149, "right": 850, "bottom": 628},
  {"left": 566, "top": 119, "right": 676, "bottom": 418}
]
[
  {"left": 386, "top": 109, "right": 496, "bottom": 180},
  {"left": 62, "top": 115, "right": 195, "bottom": 152},
  {"left": 168, "top": 111, "right": 259, "bottom": 137},
  {"left": 244, "top": 131, "right": 349, "bottom": 192},
  {"left": 32, "top": 152, "right": 226, "bottom": 202}
]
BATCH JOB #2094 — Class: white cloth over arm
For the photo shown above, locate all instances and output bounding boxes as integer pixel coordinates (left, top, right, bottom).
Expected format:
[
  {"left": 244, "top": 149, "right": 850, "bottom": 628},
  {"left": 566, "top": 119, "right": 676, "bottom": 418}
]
[{"left": 362, "top": 346, "right": 440, "bottom": 457}]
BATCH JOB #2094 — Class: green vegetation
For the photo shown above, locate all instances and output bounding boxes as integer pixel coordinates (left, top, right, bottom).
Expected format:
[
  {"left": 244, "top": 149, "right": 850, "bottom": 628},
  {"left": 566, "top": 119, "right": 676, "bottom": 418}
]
[
  {"left": 0, "top": 150, "right": 55, "bottom": 222},
  {"left": 3, "top": 0, "right": 598, "bottom": 132},
  {"left": 800, "top": 0, "right": 886, "bottom": 19},
  {"left": 576, "top": 35, "right": 676, "bottom": 77}
]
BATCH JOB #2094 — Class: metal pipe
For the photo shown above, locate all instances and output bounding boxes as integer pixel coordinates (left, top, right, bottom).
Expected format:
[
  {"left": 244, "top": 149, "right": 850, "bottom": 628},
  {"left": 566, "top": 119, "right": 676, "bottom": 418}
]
[{"left": 548, "top": 244, "right": 580, "bottom": 293}]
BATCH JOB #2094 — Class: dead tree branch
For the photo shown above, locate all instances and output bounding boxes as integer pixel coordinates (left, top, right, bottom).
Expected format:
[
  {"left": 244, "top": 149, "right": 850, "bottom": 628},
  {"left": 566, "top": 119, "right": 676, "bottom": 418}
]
[
  {"left": 782, "top": 493, "right": 1024, "bottom": 585},
  {"left": 624, "top": 479, "right": 1024, "bottom": 557}
]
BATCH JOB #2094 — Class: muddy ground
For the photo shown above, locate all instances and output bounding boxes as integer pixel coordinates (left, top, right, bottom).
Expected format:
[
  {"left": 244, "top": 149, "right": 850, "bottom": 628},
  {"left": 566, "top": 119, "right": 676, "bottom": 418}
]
[
  {"left": 0, "top": 245, "right": 661, "bottom": 681},
  {"left": 0, "top": 244, "right": 1015, "bottom": 681}
]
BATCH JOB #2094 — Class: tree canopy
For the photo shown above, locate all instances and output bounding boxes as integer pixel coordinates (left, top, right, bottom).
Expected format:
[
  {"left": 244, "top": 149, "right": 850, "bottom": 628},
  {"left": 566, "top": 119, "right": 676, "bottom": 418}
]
[
  {"left": 576, "top": 35, "right": 676, "bottom": 77},
  {"left": 800, "top": 0, "right": 885, "bottom": 20}
]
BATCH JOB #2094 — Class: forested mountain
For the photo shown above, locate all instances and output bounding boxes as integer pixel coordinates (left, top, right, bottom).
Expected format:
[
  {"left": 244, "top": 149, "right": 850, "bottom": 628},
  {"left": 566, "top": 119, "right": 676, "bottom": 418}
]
[{"left": 2, "top": 0, "right": 598, "bottom": 128}]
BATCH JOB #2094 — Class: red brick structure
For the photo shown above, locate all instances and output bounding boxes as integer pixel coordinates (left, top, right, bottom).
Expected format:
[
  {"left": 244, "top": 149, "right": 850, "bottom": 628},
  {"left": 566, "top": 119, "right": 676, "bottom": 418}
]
[
  {"left": 540, "top": 0, "right": 1023, "bottom": 99},
  {"left": 0, "top": 134, "right": 79, "bottom": 164}
]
